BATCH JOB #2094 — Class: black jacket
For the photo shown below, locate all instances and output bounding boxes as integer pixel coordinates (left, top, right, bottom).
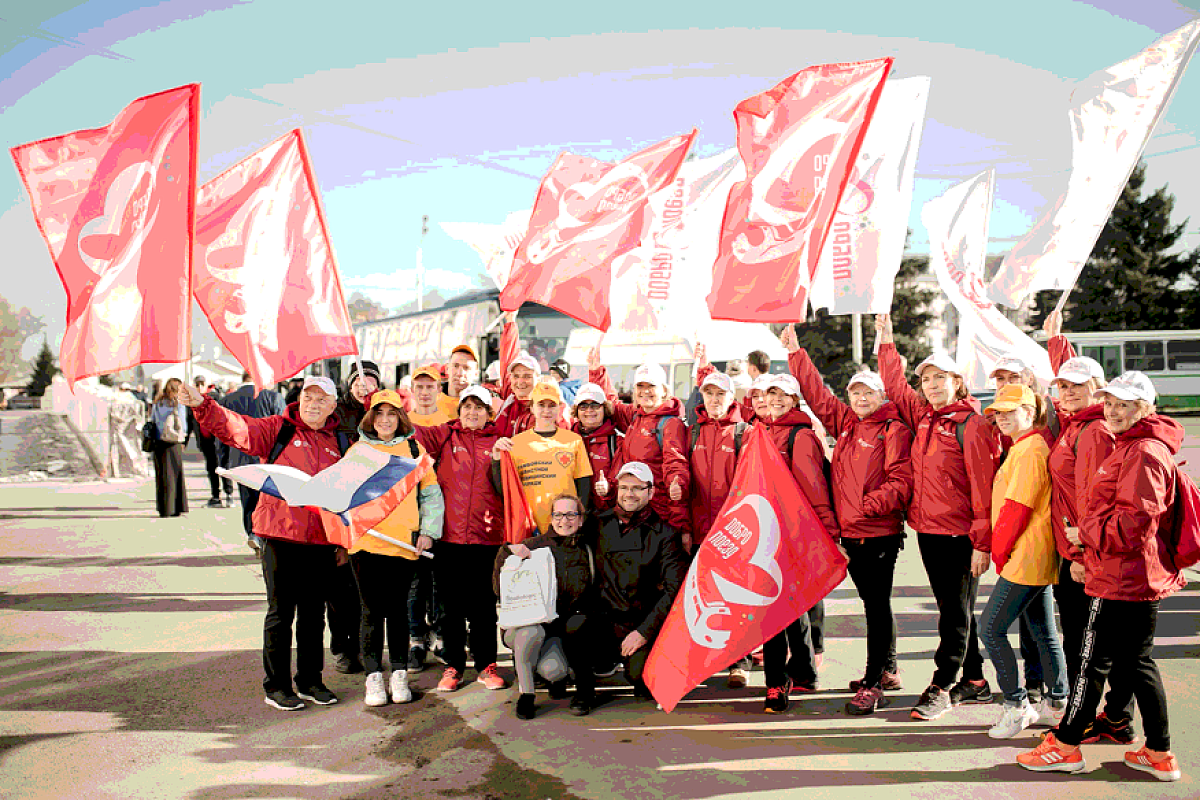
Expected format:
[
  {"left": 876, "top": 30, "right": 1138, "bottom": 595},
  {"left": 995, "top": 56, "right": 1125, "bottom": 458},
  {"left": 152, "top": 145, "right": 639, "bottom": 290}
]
[
  {"left": 588, "top": 507, "right": 687, "bottom": 639},
  {"left": 219, "top": 384, "right": 286, "bottom": 468},
  {"left": 492, "top": 533, "right": 595, "bottom": 632}
]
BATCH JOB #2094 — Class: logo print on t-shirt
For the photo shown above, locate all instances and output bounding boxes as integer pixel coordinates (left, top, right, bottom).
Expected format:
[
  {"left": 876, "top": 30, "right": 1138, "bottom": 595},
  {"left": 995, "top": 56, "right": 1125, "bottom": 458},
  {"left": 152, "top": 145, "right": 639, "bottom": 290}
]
[{"left": 557, "top": 451, "right": 573, "bottom": 468}]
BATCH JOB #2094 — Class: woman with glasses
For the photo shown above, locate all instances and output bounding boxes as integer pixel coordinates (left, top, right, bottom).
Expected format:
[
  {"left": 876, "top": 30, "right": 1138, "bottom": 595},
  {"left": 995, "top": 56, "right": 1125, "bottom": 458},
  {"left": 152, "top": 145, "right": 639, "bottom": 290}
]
[{"left": 493, "top": 493, "right": 598, "bottom": 719}]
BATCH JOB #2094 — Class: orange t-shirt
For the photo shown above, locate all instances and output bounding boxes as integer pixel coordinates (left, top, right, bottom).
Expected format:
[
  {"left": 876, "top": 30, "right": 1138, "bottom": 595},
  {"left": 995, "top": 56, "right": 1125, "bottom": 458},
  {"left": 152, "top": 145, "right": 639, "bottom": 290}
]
[{"left": 509, "top": 428, "right": 592, "bottom": 533}]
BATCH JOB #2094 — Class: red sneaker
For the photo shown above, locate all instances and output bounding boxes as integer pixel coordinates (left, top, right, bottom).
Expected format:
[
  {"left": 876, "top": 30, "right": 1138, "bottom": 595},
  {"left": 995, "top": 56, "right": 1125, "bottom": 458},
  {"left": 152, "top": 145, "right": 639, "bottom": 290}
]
[
  {"left": 436, "top": 666, "right": 462, "bottom": 692},
  {"left": 476, "top": 663, "right": 507, "bottom": 691},
  {"left": 1124, "top": 748, "right": 1181, "bottom": 782},
  {"left": 1017, "top": 733, "right": 1085, "bottom": 774}
]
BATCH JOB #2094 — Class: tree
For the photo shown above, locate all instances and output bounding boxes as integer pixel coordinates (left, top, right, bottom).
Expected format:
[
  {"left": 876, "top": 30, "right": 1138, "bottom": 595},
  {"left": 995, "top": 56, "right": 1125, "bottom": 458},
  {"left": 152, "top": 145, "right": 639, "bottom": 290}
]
[
  {"left": 793, "top": 248, "right": 936, "bottom": 391},
  {"left": 347, "top": 291, "right": 390, "bottom": 324},
  {"left": 0, "top": 295, "right": 42, "bottom": 384},
  {"left": 1028, "top": 162, "right": 1200, "bottom": 332},
  {"left": 26, "top": 339, "right": 59, "bottom": 397}
]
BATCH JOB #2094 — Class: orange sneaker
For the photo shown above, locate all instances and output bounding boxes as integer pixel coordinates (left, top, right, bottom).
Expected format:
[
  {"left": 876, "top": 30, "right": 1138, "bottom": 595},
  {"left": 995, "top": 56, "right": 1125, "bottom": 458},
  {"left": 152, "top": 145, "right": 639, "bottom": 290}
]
[
  {"left": 1125, "top": 748, "right": 1181, "bottom": 782},
  {"left": 476, "top": 663, "right": 507, "bottom": 690},
  {"left": 1017, "top": 733, "right": 1085, "bottom": 774},
  {"left": 436, "top": 666, "right": 462, "bottom": 692}
]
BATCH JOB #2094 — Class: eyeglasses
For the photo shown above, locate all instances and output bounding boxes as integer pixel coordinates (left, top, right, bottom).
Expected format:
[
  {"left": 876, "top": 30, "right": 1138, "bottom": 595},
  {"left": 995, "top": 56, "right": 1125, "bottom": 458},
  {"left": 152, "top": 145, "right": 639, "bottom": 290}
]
[
  {"left": 551, "top": 511, "right": 582, "bottom": 521},
  {"left": 577, "top": 401, "right": 602, "bottom": 410}
]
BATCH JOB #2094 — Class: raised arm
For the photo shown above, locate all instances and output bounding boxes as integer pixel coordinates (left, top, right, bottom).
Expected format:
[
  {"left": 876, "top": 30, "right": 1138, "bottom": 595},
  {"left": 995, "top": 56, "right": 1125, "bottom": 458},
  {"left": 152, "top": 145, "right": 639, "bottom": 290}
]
[
  {"left": 1043, "top": 310, "right": 1077, "bottom": 372},
  {"left": 875, "top": 314, "right": 926, "bottom": 431},
  {"left": 588, "top": 345, "right": 635, "bottom": 430},
  {"left": 185, "top": 389, "right": 284, "bottom": 460},
  {"left": 784, "top": 325, "right": 854, "bottom": 437}
]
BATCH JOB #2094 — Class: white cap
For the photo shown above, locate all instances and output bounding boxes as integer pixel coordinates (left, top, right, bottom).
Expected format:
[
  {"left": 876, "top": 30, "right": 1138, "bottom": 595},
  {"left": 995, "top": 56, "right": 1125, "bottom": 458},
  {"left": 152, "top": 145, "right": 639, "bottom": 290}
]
[
  {"left": 990, "top": 356, "right": 1029, "bottom": 377},
  {"left": 1095, "top": 371, "right": 1155, "bottom": 403},
  {"left": 700, "top": 372, "right": 734, "bottom": 394},
  {"left": 458, "top": 384, "right": 494, "bottom": 408},
  {"left": 1054, "top": 356, "right": 1105, "bottom": 386},
  {"left": 572, "top": 382, "right": 607, "bottom": 407},
  {"left": 485, "top": 361, "right": 501, "bottom": 382},
  {"left": 509, "top": 352, "right": 540, "bottom": 375},
  {"left": 633, "top": 362, "right": 669, "bottom": 388},
  {"left": 118, "top": 382, "right": 132, "bottom": 390},
  {"left": 915, "top": 352, "right": 960, "bottom": 377},
  {"left": 749, "top": 374, "right": 773, "bottom": 394},
  {"left": 301, "top": 376, "right": 337, "bottom": 397},
  {"left": 846, "top": 370, "right": 885, "bottom": 395},
  {"left": 616, "top": 461, "right": 654, "bottom": 485},
  {"left": 766, "top": 373, "right": 803, "bottom": 399}
]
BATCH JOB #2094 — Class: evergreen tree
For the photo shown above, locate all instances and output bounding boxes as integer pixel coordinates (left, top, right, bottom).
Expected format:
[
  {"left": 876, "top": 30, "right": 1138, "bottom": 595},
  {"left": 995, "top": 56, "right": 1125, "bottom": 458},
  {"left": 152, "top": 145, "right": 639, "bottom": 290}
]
[
  {"left": 26, "top": 339, "right": 59, "bottom": 397},
  {"left": 1028, "top": 162, "right": 1200, "bottom": 331}
]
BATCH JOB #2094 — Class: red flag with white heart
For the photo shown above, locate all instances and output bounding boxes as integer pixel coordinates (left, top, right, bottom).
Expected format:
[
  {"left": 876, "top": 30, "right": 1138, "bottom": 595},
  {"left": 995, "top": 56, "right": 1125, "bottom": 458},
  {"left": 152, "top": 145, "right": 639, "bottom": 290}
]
[
  {"left": 644, "top": 424, "right": 847, "bottom": 712},
  {"left": 11, "top": 84, "right": 198, "bottom": 386}
]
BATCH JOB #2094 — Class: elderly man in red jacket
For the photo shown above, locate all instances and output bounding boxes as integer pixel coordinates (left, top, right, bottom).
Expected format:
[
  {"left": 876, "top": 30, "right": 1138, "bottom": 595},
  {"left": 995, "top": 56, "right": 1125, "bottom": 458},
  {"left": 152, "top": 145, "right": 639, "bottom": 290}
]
[{"left": 181, "top": 376, "right": 346, "bottom": 712}]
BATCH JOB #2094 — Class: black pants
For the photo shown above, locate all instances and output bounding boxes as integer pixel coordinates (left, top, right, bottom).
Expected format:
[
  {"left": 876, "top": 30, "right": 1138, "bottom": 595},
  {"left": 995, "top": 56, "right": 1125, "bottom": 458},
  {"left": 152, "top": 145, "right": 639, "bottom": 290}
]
[
  {"left": 1053, "top": 559, "right": 1135, "bottom": 720},
  {"left": 408, "top": 556, "right": 443, "bottom": 642},
  {"left": 845, "top": 534, "right": 903, "bottom": 687},
  {"left": 152, "top": 442, "right": 187, "bottom": 516},
  {"left": 350, "top": 551, "right": 417, "bottom": 674},
  {"left": 197, "top": 435, "right": 232, "bottom": 499},
  {"left": 763, "top": 604, "right": 822, "bottom": 688},
  {"left": 435, "top": 541, "right": 500, "bottom": 673},
  {"left": 917, "top": 532, "right": 985, "bottom": 688},
  {"left": 594, "top": 616, "right": 654, "bottom": 689},
  {"left": 325, "top": 562, "right": 361, "bottom": 660},
  {"left": 261, "top": 538, "right": 336, "bottom": 694},
  {"left": 1056, "top": 597, "right": 1170, "bottom": 751},
  {"left": 238, "top": 484, "right": 260, "bottom": 536}
]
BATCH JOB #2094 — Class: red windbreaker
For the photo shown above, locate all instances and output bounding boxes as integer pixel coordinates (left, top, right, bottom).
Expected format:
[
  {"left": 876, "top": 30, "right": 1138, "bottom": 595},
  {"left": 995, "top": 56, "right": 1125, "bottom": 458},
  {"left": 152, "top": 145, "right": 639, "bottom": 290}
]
[
  {"left": 414, "top": 420, "right": 503, "bottom": 545},
  {"left": 572, "top": 417, "right": 623, "bottom": 512},
  {"left": 590, "top": 366, "right": 690, "bottom": 531},
  {"left": 1081, "top": 415, "right": 1187, "bottom": 602},
  {"left": 688, "top": 404, "right": 748, "bottom": 544},
  {"left": 1047, "top": 403, "right": 1115, "bottom": 562},
  {"left": 879, "top": 343, "right": 998, "bottom": 549},
  {"left": 761, "top": 406, "right": 840, "bottom": 540},
  {"left": 194, "top": 397, "right": 342, "bottom": 545}
]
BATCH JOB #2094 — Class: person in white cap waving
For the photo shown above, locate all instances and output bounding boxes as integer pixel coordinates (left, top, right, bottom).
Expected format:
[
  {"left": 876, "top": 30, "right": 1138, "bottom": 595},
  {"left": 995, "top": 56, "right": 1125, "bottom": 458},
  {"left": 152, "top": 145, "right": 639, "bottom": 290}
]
[
  {"left": 569, "top": 382, "right": 624, "bottom": 513},
  {"left": 782, "top": 323, "right": 914, "bottom": 715},
  {"left": 876, "top": 313, "right": 1000, "bottom": 723}
]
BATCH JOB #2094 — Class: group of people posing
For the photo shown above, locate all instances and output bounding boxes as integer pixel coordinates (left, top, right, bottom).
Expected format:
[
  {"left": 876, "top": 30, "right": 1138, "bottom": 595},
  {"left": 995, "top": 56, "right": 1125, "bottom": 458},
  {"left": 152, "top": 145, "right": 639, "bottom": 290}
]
[{"left": 177, "top": 308, "right": 1192, "bottom": 784}]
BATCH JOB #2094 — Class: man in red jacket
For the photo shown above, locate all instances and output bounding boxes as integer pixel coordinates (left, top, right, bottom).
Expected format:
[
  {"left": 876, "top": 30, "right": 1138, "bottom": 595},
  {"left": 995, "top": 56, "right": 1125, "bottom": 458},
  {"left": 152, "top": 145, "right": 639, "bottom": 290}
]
[{"left": 181, "top": 376, "right": 344, "bottom": 712}]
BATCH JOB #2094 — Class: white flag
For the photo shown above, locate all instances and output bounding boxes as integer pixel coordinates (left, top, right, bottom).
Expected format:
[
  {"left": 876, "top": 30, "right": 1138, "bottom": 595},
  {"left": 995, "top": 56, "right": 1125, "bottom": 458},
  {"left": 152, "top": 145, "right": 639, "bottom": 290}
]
[
  {"left": 923, "top": 170, "right": 1053, "bottom": 392},
  {"left": 440, "top": 209, "right": 531, "bottom": 290},
  {"left": 810, "top": 77, "right": 931, "bottom": 314},
  {"left": 987, "top": 19, "right": 1200, "bottom": 308}
]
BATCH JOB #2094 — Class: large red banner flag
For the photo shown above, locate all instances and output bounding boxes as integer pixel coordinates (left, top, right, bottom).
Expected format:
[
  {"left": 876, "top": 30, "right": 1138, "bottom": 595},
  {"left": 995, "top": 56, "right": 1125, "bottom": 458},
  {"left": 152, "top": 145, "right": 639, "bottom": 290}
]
[
  {"left": 707, "top": 59, "right": 892, "bottom": 323},
  {"left": 500, "top": 131, "right": 696, "bottom": 330},
  {"left": 10, "top": 84, "right": 199, "bottom": 385},
  {"left": 193, "top": 130, "right": 358, "bottom": 389},
  {"left": 644, "top": 424, "right": 848, "bottom": 712}
]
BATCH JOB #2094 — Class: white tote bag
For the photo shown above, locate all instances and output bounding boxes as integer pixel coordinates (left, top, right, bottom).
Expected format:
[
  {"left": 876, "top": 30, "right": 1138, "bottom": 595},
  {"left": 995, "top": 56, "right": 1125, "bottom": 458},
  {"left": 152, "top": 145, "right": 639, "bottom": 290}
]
[{"left": 498, "top": 548, "right": 558, "bottom": 629}]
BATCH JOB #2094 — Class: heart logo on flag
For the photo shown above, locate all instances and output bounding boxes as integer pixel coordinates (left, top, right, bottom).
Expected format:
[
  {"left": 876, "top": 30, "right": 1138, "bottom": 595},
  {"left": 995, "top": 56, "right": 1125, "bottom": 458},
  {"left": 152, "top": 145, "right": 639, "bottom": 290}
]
[{"left": 77, "top": 162, "right": 158, "bottom": 275}]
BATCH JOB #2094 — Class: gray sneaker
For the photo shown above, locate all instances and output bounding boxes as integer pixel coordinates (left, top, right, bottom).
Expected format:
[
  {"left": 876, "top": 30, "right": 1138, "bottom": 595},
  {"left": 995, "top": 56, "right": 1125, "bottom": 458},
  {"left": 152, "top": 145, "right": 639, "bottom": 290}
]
[
  {"left": 910, "top": 685, "right": 952, "bottom": 721},
  {"left": 949, "top": 678, "right": 993, "bottom": 706}
]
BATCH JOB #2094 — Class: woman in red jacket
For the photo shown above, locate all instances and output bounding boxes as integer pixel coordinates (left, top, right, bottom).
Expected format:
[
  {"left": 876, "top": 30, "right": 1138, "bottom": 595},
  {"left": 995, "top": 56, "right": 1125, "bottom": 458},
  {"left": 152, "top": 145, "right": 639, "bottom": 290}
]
[
  {"left": 1019, "top": 372, "right": 1185, "bottom": 782},
  {"left": 414, "top": 385, "right": 508, "bottom": 694},
  {"left": 758, "top": 372, "right": 839, "bottom": 713},
  {"left": 570, "top": 382, "right": 623, "bottom": 512},
  {"left": 875, "top": 314, "right": 998, "bottom": 722},
  {"left": 783, "top": 325, "right": 913, "bottom": 715}
]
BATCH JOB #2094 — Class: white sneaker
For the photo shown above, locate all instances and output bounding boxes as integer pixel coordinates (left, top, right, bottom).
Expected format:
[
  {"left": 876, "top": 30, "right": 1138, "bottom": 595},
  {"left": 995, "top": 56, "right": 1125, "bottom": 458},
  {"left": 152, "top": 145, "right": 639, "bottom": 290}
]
[
  {"left": 1034, "top": 697, "right": 1066, "bottom": 727},
  {"left": 364, "top": 671, "right": 388, "bottom": 707},
  {"left": 390, "top": 669, "right": 412, "bottom": 704},
  {"left": 989, "top": 701, "right": 1039, "bottom": 739}
]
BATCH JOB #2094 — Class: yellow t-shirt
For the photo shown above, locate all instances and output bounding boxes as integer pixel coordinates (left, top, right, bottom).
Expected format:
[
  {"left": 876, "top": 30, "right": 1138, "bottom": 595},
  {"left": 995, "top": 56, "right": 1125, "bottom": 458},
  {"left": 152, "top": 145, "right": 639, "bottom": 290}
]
[
  {"left": 410, "top": 407, "right": 451, "bottom": 428},
  {"left": 992, "top": 433, "right": 1058, "bottom": 586},
  {"left": 509, "top": 428, "right": 593, "bottom": 533},
  {"left": 348, "top": 438, "right": 438, "bottom": 560},
  {"left": 437, "top": 392, "right": 460, "bottom": 420}
]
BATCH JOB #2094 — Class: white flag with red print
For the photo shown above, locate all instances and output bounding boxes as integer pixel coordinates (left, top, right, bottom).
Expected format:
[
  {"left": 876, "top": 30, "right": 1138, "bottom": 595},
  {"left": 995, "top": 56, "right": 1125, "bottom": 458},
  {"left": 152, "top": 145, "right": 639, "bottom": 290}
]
[
  {"left": 810, "top": 76, "right": 930, "bottom": 315},
  {"left": 500, "top": 131, "right": 696, "bottom": 330},
  {"left": 10, "top": 84, "right": 198, "bottom": 385},
  {"left": 707, "top": 58, "right": 892, "bottom": 323},
  {"left": 987, "top": 20, "right": 1200, "bottom": 308},
  {"left": 923, "top": 170, "right": 1052, "bottom": 392},
  {"left": 193, "top": 130, "right": 358, "bottom": 389}
]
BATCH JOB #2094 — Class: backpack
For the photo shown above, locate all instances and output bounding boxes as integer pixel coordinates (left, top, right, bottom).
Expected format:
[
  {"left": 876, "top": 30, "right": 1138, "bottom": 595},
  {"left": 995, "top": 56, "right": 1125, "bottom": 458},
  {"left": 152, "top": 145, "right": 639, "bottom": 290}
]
[
  {"left": 265, "top": 421, "right": 357, "bottom": 465},
  {"left": 1169, "top": 465, "right": 1200, "bottom": 572},
  {"left": 783, "top": 423, "right": 834, "bottom": 497},
  {"left": 689, "top": 420, "right": 749, "bottom": 457}
]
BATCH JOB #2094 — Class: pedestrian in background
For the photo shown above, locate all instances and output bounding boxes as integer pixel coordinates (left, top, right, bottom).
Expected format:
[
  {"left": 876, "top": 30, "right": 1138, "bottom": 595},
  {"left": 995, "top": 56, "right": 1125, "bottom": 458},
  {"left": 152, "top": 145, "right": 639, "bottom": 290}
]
[
  {"left": 220, "top": 372, "right": 286, "bottom": 551},
  {"left": 151, "top": 377, "right": 189, "bottom": 518}
]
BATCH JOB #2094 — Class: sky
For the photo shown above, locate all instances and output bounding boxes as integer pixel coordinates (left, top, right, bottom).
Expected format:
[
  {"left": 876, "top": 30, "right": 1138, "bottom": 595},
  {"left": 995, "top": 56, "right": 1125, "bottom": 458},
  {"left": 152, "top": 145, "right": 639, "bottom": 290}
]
[{"left": 3, "top": 0, "right": 1200, "bottom": 359}]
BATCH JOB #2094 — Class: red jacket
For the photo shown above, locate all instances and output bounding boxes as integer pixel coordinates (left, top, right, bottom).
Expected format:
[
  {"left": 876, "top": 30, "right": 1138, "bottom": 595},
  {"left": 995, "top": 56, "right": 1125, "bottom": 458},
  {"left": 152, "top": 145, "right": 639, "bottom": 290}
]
[
  {"left": 590, "top": 366, "right": 690, "bottom": 531},
  {"left": 688, "top": 404, "right": 748, "bottom": 544},
  {"left": 572, "top": 418, "right": 623, "bottom": 512},
  {"left": 879, "top": 343, "right": 998, "bottom": 548},
  {"left": 1081, "top": 415, "right": 1187, "bottom": 602},
  {"left": 194, "top": 397, "right": 342, "bottom": 545},
  {"left": 761, "top": 407, "right": 840, "bottom": 539},
  {"left": 1048, "top": 403, "right": 1115, "bottom": 562},
  {"left": 414, "top": 420, "right": 503, "bottom": 545},
  {"left": 789, "top": 349, "right": 913, "bottom": 539}
]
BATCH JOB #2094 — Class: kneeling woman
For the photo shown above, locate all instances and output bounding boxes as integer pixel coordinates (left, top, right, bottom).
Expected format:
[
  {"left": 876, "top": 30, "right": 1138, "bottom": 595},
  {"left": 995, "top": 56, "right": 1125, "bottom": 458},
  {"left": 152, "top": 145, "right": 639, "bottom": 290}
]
[
  {"left": 978, "top": 385, "right": 1067, "bottom": 739},
  {"left": 350, "top": 390, "right": 443, "bottom": 707},
  {"left": 493, "top": 494, "right": 597, "bottom": 719}
]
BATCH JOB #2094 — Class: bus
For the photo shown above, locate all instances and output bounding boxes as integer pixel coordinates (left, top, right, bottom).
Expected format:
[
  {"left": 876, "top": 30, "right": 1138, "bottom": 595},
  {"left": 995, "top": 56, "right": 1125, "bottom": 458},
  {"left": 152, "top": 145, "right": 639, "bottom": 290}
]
[{"left": 1037, "top": 329, "right": 1200, "bottom": 410}]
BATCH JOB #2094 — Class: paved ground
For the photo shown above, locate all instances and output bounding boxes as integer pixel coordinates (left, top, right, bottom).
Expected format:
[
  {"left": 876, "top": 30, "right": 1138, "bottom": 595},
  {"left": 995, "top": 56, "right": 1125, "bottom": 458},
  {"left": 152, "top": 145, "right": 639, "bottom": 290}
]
[{"left": 2, "top": 414, "right": 1200, "bottom": 799}]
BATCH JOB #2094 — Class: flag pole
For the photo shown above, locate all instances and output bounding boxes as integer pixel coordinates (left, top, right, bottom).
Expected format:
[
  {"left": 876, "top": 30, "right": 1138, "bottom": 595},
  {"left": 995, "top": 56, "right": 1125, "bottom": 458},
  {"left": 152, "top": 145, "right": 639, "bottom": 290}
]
[{"left": 366, "top": 529, "right": 435, "bottom": 559}]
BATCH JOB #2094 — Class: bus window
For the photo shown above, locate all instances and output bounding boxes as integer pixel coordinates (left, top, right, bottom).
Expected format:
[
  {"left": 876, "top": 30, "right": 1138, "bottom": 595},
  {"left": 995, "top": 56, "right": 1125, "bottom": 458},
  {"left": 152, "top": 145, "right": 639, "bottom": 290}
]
[
  {"left": 1080, "top": 345, "right": 1121, "bottom": 379},
  {"left": 1124, "top": 340, "right": 1165, "bottom": 373},
  {"left": 1168, "top": 340, "right": 1200, "bottom": 371}
]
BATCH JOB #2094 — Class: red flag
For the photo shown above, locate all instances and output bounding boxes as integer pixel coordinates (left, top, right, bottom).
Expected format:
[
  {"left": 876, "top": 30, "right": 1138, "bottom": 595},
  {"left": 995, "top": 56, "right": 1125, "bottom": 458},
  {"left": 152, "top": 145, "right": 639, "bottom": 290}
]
[
  {"left": 193, "top": 130, "right": 358, "bottom": 389},
  {"left": 501, "top": 452, "right": 537, "bottom": 544},
  {"left": 644, "top": 424, "right": 847, "bottom": 712},
  {"left": 501, "top": 131, "right": 695, "bottom": 330},
  {"left": 11, "top": 84, "right": 199, "bottom": 385},
  {"left": 707, "top": 59, "right": 892, "bottom": 322}
]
